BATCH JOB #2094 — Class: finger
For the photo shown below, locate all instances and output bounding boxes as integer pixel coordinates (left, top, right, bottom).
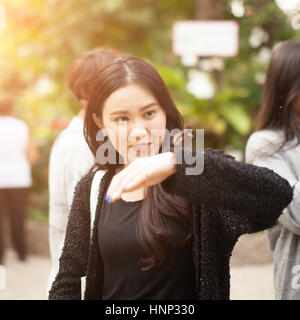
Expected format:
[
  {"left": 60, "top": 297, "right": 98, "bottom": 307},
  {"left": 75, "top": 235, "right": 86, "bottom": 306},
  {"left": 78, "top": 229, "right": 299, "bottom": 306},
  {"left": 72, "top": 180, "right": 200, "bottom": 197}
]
[
  {"left": 105, "top": 164, "right": 133, "bottom": 198},
  {"left": 120, "top": 171, "right": 148, "bottom": 194},
  {"left": 105, "top": 177, "right": 120, "bottom": 202},
  {"left": 109, "top": 166, "right": 147, "bottom": 203},
  {"left": 118, "top": 166, "right": 149, "bottom": 193},
  {"left": 106, "top": 162, "right": 145, "bottom": 202}
]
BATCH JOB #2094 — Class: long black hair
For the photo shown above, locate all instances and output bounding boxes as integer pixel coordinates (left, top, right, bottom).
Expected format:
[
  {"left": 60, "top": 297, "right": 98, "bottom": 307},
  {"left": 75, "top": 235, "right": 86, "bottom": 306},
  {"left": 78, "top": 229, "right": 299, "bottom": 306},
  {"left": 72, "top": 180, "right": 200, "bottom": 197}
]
[
  {"left": 84, "top": 56, "right": 193, "bottom": 271},
  {"left": 256, "top": 40, "right": 300, "bottom": 156}
]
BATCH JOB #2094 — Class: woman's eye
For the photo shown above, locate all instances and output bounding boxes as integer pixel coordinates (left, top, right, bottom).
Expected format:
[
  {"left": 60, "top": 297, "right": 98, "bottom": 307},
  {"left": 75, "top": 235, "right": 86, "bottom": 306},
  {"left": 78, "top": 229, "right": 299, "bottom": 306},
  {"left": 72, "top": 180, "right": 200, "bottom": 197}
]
[
  {"left": 144, "top": 110, "right": 156, "bottom": 118},
  {"left": 115, "top": 117, "right": 129, "bottom": 123}
]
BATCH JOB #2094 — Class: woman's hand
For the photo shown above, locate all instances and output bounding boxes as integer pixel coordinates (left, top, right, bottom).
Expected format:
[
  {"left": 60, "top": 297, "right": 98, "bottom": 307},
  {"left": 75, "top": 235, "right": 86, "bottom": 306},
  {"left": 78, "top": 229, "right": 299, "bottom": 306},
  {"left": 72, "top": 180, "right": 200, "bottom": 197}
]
[{"left": 105, "top": 151, "right": 176, "bottom": 203}]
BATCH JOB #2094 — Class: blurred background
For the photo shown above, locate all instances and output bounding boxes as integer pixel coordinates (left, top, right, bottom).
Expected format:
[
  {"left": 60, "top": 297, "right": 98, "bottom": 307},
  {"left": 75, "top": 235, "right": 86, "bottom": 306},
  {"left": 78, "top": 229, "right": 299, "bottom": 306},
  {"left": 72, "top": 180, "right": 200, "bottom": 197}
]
[{"left": 0, "top": 0, "right": 300, "bottom": 299}]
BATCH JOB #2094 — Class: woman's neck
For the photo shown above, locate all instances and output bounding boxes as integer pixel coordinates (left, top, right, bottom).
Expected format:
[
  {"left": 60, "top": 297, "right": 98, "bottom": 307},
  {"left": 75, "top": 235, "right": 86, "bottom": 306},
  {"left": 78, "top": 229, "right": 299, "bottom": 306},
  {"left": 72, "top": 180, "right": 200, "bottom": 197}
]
[
  {"left": 78, "top": 109, "right": 85, "bottom": 119},
  {"left": 121, "top": 188, "right": 146, "bottom": 202}
]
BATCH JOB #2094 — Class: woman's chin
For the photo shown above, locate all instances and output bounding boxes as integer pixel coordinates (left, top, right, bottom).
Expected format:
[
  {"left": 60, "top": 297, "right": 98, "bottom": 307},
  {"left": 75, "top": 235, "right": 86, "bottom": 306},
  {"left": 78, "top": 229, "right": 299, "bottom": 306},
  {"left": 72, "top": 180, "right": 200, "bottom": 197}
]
[{"left": 127, "top": 148, "right": 159, "bottom": 162}]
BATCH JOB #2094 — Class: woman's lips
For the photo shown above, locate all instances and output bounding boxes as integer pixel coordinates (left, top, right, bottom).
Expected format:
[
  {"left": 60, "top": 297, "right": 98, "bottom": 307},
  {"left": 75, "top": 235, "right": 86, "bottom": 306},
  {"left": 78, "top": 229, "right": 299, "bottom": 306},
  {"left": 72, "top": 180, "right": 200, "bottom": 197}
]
[{"left": 129, "top": 143, "right": 151, "bottom": 151}]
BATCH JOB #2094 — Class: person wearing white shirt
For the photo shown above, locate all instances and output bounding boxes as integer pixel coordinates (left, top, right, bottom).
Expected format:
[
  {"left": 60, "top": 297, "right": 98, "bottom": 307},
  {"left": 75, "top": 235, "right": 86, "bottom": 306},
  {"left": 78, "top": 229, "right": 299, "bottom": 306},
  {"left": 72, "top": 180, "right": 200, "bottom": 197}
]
[
  {"left": 0, "top": 97, "right": 40, "bottom": 264},
  {"left": 47, "top": 47, "right": 124, "bottom": 294}
]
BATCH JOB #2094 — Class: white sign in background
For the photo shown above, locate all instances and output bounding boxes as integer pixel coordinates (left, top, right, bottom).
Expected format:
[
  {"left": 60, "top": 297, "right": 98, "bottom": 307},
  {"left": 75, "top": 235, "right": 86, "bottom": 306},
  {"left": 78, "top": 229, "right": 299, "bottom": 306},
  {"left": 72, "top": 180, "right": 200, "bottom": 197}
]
[
  {"left": 172, "top": 20, "right": 239, "bottom": 57},
  {"left": 0, "top": 5, "right": 6, "bottom": 29}
]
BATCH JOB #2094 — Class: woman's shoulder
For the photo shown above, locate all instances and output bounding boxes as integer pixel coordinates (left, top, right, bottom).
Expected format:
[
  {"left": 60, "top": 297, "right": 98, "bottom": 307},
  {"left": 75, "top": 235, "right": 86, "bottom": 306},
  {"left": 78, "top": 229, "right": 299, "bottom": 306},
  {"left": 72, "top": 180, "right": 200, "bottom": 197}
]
[
  {"left": 75, "top": 171, "right": 96, "bottom": 195},
  {"left": 1, "top": 116, "right": 28, "bottom": 131},
  {"left": 76, "top": 169, "right": 110, "bottom": 195},
  {"left": 247, "top": 129, "right": 284, "bottom": 145},
  {"left": 204, "top": 147, "right": 235, "bottom": 159},
  {"left": 248, "top": 129, "right": 298, "bottom": 147},
  {"left": 181, "top": 147, "right": 234, "bottom": 159},
  {"left": 245, "top": 129, "right": 284, "bottom": 162}
]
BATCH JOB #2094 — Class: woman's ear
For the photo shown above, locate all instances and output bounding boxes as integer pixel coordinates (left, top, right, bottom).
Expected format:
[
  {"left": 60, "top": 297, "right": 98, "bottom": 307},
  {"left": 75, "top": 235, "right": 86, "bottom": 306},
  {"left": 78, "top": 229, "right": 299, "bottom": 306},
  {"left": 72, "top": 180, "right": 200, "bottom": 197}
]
[{"left": 92, "top": 112, "right": 103, "bottom": 129}]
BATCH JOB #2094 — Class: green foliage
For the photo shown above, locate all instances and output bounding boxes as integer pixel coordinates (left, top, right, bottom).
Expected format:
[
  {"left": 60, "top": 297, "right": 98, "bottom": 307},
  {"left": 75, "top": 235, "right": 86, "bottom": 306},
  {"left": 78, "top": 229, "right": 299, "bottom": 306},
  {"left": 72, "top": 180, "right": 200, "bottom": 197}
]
[{"left": 0, "top": 0, "right": 299, "bottom": 223}]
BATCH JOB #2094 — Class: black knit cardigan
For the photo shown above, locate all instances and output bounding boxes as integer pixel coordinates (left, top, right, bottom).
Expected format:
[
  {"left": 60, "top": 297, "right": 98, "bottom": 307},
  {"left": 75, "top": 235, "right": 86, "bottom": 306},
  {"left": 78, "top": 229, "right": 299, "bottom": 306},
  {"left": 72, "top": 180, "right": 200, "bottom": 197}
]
[{"left": 48, "top": 148, "right": 293, "bottom": 300}]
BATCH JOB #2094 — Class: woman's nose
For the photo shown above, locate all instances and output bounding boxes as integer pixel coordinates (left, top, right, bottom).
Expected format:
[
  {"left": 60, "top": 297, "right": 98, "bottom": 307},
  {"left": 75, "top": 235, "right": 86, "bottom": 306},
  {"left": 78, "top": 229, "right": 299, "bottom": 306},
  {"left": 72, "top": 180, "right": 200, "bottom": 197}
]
[{"left": 129, "top": 123, "right": 148, "bottom": 141}]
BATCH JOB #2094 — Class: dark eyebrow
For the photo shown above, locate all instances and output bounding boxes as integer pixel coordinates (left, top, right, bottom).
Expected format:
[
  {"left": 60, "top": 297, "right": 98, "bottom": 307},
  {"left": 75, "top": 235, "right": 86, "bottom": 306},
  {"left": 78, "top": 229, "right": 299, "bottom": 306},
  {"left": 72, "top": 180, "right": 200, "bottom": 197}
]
[{"left": 110, "top": 102, "right": 158, "bottom": 116}]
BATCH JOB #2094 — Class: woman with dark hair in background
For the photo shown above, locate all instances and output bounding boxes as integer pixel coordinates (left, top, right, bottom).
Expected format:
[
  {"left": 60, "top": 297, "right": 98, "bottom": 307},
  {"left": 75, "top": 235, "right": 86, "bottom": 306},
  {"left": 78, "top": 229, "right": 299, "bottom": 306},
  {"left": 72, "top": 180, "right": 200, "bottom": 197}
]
[
  {"left": 49, "top": 56, "right": 292, "bottom": 300},
  {"left": 0, "top": 96, "right": 40, "bottom": 264},
  {"left": 246, "top": 40, "right": 300, "bottom": 299}
]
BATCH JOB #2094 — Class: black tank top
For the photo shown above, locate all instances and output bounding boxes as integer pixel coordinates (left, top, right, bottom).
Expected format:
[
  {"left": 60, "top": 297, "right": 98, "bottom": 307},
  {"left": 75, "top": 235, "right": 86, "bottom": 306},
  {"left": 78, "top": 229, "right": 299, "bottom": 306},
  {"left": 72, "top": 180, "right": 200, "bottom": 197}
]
[{"left": 98, "top": 196, "right": 197, "bottom": 300}]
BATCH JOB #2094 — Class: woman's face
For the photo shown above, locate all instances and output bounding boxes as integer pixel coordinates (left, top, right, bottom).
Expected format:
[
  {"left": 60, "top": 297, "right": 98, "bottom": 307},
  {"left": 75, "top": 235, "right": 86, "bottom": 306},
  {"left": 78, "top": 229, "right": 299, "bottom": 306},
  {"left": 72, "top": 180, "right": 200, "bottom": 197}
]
[{"left": 93, "top": 83, "right": 167, "bottom": 166}]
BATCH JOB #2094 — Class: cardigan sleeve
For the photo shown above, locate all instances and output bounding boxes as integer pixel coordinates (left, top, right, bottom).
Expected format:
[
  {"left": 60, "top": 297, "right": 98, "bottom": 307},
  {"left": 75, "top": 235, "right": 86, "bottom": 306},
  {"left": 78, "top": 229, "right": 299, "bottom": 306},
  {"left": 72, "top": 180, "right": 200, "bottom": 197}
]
[
  {"left": 48, "top": 173, "right": 93, "bottom": 300},
  {"left": 161, "top": 147, "right": 293, "bottom": 236}
]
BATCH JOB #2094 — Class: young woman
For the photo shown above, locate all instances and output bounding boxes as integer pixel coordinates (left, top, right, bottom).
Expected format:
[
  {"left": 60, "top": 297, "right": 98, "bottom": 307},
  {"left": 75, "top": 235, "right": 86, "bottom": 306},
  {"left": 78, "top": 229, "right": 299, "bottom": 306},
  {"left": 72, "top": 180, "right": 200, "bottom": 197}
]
[
  {"left": 49, "top": 56, "right": 292, "bottom": 300},
  {"left": 246, "top": 40, "right": 300, "bottom": 300}
]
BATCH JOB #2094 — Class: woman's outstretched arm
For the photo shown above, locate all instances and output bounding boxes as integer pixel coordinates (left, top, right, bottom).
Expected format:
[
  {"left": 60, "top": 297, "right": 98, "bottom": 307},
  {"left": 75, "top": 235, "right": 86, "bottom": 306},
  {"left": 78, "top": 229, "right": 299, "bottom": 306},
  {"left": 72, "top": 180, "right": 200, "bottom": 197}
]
[
  {"left": 161, "top": 147, "right": 293, "bottom": 235},
  {"left": 105, "top": 147, "right": 293, "bottom": 236}
]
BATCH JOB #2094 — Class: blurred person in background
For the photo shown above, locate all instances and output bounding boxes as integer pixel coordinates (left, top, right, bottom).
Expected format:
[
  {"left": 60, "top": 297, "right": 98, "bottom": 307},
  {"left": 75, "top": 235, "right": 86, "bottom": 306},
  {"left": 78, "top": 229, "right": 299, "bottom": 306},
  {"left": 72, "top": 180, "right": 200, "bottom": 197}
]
[
  {"left": 246, "top": 40, "right": 300, "bottom": 299},
  {"left": 0, "top": 96, "right": 40, "bottom": 265},
  {"left": 47, "top": 47, "right": 124, "bottom": 293}
]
